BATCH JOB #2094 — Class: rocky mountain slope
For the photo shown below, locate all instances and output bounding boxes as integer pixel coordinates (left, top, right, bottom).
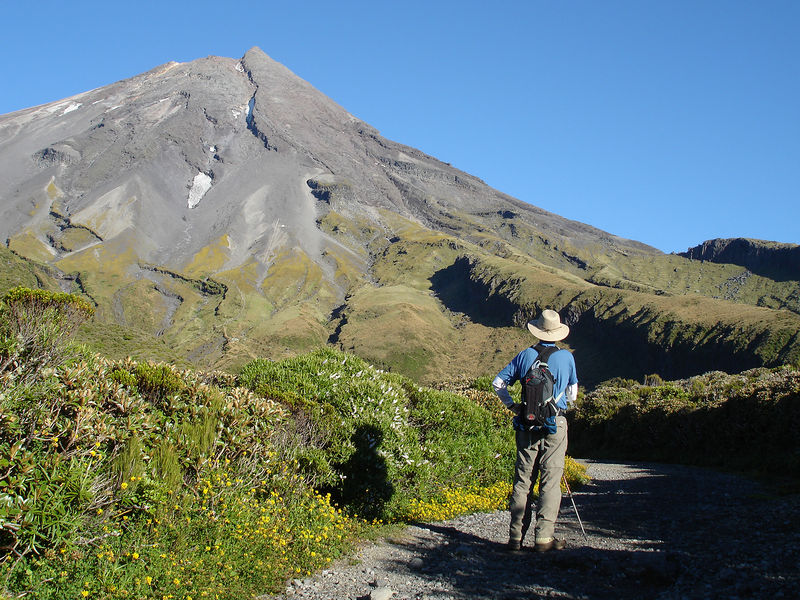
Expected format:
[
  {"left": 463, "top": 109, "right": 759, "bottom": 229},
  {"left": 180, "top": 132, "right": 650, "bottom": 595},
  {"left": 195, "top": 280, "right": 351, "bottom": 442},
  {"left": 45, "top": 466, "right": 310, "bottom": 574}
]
[{"left": 1, "top": 48, "right": 798, "bottom": 385}]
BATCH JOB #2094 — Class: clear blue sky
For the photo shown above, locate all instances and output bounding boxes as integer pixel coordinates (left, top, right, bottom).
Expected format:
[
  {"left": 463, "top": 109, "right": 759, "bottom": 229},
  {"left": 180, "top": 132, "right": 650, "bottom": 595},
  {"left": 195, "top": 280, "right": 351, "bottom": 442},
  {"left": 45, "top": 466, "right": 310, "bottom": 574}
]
[{"left": 3, "top": 0, "right": 798, "bottom": 253}]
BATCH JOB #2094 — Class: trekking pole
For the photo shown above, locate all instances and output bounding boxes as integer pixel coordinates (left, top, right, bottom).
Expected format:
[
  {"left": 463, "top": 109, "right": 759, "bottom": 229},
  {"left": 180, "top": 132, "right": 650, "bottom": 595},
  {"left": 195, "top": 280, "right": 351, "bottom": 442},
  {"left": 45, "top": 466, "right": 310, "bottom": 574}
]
[{"left": 563, "top": 474, "right": 588, "bottom": 542}]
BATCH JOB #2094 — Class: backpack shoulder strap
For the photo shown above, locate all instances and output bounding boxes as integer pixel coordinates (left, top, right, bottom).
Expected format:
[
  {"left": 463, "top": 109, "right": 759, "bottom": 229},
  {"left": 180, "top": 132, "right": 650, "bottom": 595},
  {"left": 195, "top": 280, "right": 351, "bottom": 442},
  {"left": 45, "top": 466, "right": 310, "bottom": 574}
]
[{"left": 533, "top": 343, "right": 559, "bottom": 365}]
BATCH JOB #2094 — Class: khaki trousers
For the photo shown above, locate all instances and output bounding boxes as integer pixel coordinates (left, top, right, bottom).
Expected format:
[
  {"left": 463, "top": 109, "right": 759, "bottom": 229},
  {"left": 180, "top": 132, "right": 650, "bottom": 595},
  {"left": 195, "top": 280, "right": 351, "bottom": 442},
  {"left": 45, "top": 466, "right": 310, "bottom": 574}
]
[{"left": 509, "top": 415, "right": 567, "bottom": 544}]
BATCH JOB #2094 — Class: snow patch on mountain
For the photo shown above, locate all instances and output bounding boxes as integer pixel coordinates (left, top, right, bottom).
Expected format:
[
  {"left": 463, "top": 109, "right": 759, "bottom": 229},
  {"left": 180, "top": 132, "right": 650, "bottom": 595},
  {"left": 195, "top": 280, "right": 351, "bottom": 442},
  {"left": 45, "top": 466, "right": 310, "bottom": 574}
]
[{"left": 188, "top": 172, "right": 213, "bottom": 209}]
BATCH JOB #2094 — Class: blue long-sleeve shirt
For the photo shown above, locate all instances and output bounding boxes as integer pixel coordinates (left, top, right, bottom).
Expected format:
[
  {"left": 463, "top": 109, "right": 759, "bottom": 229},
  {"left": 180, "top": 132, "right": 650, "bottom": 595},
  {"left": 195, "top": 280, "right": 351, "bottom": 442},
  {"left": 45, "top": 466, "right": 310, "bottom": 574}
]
[{"left": 493, "top": 343, "right": 578, "bottom": 411}]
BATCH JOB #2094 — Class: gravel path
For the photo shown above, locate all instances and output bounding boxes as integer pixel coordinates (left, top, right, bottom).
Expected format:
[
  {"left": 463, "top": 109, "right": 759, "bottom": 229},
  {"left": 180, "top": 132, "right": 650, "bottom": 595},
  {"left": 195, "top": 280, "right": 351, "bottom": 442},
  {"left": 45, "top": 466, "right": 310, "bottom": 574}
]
[{"left": 270, "top": 460, "right": 799, "bottom": 599}]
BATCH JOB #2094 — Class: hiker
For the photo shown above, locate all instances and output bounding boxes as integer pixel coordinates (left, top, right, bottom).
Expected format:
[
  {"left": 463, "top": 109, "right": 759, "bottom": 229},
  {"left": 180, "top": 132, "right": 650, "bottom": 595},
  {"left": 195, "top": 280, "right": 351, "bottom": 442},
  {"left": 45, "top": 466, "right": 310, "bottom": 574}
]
[{"left": 492, "top": 309, "right": 578, "bottom": 552}]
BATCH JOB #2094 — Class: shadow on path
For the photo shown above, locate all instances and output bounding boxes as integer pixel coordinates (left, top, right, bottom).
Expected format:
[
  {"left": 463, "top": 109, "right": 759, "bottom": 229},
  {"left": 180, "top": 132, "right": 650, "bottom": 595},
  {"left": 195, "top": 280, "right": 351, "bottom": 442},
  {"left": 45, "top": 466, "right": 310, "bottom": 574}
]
[{"left": 371, "top": 461, "right": 799, "bottom": 599}]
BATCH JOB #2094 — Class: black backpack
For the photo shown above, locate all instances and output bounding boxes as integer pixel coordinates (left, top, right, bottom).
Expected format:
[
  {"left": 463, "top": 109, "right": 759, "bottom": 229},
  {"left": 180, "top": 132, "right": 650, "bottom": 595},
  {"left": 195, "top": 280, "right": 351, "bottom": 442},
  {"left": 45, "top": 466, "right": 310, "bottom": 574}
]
[{"left": 520, "top": 344, "right": 562, "bottom": 434}]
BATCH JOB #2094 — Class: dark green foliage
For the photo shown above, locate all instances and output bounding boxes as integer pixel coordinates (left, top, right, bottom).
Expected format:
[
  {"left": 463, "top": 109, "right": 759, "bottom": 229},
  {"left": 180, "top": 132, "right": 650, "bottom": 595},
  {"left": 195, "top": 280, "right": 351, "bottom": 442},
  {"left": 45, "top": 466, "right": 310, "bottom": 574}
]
[
  {"left": 238, "top": 348, "right": 515, "bottom": 520},
  {"left": 133, "top": 362, "right": 185, "bottom": 400},
  {"left": 569, "top": 367, "right": 800, "bottom": 477},
  {"left": 110, "top": 366, "right": 137, "bottom": 389}
]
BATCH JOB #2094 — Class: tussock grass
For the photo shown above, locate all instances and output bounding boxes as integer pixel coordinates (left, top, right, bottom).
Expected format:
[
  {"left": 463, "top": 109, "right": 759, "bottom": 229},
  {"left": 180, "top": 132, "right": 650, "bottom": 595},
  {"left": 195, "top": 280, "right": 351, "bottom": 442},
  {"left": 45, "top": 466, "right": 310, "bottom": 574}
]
[
  {"left": 0, "top": 348, "right": 365, "bottom": 598},
  {"left": 7, "top": 231, "right": 56, "bottom": 263}
]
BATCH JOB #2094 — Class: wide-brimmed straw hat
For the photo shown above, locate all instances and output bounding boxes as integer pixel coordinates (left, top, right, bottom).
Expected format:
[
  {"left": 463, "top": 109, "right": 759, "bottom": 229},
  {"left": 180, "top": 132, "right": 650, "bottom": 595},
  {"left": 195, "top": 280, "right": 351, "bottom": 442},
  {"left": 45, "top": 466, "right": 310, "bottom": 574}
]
[{"left": 527, "top": 309, "right": 569, "bottom": 341}]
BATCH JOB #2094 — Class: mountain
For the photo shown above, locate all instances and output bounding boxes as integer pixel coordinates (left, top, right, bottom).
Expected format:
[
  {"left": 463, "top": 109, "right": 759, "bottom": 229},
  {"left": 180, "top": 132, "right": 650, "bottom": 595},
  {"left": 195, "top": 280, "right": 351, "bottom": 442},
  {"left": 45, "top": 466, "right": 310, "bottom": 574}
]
[
  {"left": 1, "top": 48, "right": 798, "bottom": 386},
  {"left": 680, "top": 238, "right": 800, "bottom": 280}
]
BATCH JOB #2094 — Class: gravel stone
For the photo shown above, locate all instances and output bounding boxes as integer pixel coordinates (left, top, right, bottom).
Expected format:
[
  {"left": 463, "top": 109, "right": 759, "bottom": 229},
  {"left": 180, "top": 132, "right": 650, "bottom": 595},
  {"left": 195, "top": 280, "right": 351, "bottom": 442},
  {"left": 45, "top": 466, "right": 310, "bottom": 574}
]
[{"left": 368, "top": 587, "right": 394, "bottom": 600}]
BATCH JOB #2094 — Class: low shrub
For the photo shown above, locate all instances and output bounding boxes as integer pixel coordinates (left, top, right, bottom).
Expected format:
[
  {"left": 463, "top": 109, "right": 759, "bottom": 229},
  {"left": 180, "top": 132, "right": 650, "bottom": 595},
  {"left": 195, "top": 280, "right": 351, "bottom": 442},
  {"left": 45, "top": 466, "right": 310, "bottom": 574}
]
[
  {"left": 237, "top": 348, "right": 519, "bottom": 521},
  {"left": 0, "top": 287, "right": 94, "bottom": 382},
  {"left": 0, "top": 290, "right": 589, "bottom": 597},
  {"left": 569, "top": 366, "right": 800, "bottom": 477},
  {"left": 0, "top": 355, "right": 369, "bottom": 598}
]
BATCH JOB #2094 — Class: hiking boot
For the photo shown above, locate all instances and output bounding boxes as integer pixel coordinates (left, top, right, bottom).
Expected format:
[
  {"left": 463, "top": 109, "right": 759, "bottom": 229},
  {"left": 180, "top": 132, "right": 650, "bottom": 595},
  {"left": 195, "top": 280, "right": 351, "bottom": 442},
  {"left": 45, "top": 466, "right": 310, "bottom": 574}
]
[
  {"left": 506, "top": 539, "right": 523, "bottom": 552},
  {"left": 533, "top": 538, "right": 566, "bottom": 553}
]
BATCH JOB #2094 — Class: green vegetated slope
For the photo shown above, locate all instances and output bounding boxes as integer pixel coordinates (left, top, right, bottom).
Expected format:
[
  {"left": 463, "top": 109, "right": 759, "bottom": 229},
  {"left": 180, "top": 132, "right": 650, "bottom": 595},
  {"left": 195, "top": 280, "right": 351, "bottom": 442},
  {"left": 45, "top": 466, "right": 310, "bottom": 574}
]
[
  {"left": 460, "top": 251, "right": 800, "bottom": 387},
  {"left": 326, "top": 212, "right": 800, "bottom": 387},
  {"left": 4, "top": 196, "right": 800, "bottom": 388},
  {"left": 0, "top": 247, "right": 186, "bottom": 365},
  {"left": 588, "top": 252, "right": 800, "bottom": 314},
  {"left": 0, "top": 287, "right": 588, "bottom": 598},
  {"left": 0, "top": 247, "right": 62, "bottom": 295}
]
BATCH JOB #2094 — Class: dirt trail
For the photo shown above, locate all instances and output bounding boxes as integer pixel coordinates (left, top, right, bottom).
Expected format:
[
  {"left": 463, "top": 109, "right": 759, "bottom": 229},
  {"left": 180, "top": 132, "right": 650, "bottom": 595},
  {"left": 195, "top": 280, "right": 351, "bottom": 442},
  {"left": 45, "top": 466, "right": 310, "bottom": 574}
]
[{"left": 271, "top": 460, "right": 799, "bottom": 600}]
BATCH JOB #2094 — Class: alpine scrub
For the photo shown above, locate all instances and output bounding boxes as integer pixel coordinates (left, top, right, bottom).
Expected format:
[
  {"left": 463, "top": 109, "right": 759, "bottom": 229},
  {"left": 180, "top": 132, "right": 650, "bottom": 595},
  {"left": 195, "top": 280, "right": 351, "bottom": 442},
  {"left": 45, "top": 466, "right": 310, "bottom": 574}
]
[
  {"left": 0, "top": 351, "right": 368, "bottom": 598},
  {"left": 0, "top": 290, "right": 363, "bottom": 598},
  {"left": 237, "top": 350, "right": 589, "bottom": 523},
  {"left": 569, "top": 366, "right": 800, "bottom": 477},
  {"left": 237, "top": 348, "right": 518, "bottom": 521}
]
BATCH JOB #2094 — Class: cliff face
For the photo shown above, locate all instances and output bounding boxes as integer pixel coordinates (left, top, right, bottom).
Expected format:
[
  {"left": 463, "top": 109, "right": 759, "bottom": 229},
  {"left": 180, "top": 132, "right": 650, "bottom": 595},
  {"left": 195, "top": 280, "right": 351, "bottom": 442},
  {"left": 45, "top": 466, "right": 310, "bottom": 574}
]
[{"left": 680, "top": 238, "right": 800, "bottom": 281}]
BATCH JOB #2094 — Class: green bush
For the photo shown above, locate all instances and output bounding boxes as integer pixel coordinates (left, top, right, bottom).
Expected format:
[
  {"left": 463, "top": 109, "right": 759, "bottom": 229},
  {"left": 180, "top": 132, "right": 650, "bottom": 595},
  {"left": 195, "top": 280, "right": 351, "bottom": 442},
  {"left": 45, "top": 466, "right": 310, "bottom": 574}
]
[
  {"left": 238, "top": 348, "right": 516, "bottom": 520},
  {"left": 569, "top": 366, "right": 800, "bottom": 477},
  {"left": 0, "top": 315, "right": 583, "bottom": 597},
  {"left": 0, "top": 287, "right": 94, "bottom": 381},
  {"left": 0, "top": 353, "right": 368, "bottom": 598}
]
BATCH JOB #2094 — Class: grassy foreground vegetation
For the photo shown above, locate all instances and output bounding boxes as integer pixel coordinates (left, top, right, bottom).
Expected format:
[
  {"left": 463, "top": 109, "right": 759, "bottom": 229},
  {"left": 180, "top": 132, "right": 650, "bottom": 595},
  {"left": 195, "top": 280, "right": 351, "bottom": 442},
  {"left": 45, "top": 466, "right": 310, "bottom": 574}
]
[{"left": 0, "top": 287, "right": 587, "bottom": 599}]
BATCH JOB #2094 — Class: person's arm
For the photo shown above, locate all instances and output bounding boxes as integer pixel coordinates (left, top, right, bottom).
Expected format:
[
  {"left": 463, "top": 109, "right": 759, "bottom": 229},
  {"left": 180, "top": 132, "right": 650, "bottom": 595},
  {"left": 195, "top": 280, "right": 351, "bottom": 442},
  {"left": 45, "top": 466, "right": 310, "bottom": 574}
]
[
  {"left": 565, "top": 353, "right": 578, "bottom": 405},
  {"left": 493, "top": 376, "right": 517, "bottom": 410},
  {"left": 493, "top": 353, "right": 524, "bottom": 413},
  {"left": 566, "top": 382, "right": 578, "bottom": 404}
]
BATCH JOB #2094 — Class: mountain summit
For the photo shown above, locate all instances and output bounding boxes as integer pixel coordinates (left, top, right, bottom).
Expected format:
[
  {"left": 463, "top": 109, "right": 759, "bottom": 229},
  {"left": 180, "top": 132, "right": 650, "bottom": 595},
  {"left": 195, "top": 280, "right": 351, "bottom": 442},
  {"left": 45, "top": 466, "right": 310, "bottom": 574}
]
[
  {"left": 0, "top": 47, "right": 653, "bottom": 273},
  {"left": 1, "top": 48, "right": 798, "bottom": 383}
]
